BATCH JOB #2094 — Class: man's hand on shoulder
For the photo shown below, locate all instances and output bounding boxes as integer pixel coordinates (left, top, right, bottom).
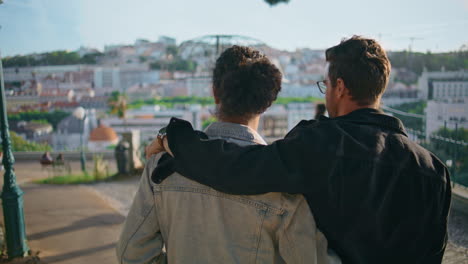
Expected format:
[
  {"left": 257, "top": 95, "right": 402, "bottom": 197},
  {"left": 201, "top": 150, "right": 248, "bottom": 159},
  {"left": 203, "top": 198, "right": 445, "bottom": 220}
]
[{"left": 145, "top": 137, "right": 172, "bottom": 159}]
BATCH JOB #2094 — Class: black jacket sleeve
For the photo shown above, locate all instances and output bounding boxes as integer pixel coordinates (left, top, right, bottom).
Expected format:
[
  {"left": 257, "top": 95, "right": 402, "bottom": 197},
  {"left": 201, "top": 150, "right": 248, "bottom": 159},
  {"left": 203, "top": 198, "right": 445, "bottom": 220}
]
[{"left": 166, "top": 117, "right": 322, "bottom": 195}]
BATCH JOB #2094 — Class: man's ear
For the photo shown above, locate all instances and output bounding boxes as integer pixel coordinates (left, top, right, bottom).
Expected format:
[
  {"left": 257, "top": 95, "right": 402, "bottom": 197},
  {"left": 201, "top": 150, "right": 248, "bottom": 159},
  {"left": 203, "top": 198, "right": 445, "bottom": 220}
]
[
  {"left": 212, "top": 86, "right": 220, "bottom": 104},
  {"left": 214, "top": 95, "right": 220, "bottom": 104},
  {"left": 335, "top": 78, "right": 347, "bottom": 98}
]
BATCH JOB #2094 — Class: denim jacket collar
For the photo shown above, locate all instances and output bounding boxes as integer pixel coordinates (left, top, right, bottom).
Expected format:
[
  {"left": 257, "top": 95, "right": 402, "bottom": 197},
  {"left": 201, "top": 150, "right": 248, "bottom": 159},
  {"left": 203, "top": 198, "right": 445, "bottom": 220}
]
[{"left": 204, "top": 121, "right": 267, "bottom": 145}]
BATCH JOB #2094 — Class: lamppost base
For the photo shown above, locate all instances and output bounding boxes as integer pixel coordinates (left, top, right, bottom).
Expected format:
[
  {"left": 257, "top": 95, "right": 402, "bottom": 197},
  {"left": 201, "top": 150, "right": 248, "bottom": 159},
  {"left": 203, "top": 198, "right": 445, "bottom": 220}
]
[{"left": 1, "top": 185, "right": 29, "bottom": 258}]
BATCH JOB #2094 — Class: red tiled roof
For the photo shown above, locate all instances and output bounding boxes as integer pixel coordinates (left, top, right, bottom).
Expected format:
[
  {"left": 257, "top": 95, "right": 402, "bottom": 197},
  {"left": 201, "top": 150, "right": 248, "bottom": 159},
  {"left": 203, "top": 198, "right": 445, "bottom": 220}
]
[{"left": 89, "top": 124, "right": 118, "bottom": 141}]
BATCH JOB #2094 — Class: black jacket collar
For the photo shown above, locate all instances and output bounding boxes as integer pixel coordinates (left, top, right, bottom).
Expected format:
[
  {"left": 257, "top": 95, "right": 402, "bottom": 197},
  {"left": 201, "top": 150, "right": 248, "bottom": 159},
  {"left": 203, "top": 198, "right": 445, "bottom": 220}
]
[{"left": 325, "top": 108, "right": 408, "bottom": 137}]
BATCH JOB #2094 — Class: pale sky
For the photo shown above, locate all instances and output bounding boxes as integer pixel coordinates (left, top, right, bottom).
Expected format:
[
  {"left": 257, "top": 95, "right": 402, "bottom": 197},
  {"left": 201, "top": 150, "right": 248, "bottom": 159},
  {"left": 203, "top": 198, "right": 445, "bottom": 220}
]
[{"left": 1, "top": 0, "right": 467, "bottom": 56}]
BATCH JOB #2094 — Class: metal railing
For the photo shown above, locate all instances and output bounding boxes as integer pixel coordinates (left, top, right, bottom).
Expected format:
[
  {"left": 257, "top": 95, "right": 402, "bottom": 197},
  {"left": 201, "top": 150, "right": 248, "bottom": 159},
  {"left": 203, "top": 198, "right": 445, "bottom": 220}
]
[{"left": 383, "top": 105, "right": 468, "bottom": 187}]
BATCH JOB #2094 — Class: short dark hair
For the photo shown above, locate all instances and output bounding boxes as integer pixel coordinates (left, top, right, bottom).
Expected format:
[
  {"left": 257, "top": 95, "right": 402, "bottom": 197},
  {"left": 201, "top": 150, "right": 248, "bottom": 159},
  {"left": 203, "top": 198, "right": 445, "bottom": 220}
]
[
  {"left": 325, "top": 36, "right": 391, "bottom": 105},
  {"left": 213, "top": 46, "right": 282, "bottom": 120}
]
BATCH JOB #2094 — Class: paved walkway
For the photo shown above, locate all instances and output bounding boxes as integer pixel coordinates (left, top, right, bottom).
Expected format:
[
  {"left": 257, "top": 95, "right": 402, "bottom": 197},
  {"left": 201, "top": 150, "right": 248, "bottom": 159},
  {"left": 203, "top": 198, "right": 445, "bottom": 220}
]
[
  {"left": 20, "top": 184, "right": 124, "bottom": 264},
  {"left": 0, "top": 160, "right": 117, "bottom": 186},
  {"left": 444, "top": 242, "right": 468, "bottom": 264},
  {"left": 0, "top": 160, "right": 122, "bottom": 264}
]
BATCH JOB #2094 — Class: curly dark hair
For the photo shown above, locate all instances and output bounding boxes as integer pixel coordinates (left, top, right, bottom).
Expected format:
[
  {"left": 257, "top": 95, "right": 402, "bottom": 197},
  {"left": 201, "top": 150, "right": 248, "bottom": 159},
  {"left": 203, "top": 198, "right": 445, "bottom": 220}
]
[
  {"left": 213, "top": 45, "right": 266, "bottom": 91},
  {"left": 213, "top": 46, "right": 282, "bottom": 120},
  {"left": 326, "top": 36, "right": 391, "bottom": 105}
]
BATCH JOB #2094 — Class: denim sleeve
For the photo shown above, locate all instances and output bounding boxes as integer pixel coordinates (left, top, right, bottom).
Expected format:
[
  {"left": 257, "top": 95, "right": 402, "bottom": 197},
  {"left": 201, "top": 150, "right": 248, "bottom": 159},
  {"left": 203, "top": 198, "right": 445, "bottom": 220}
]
[
  {"left": 116, "top": 156, "right": 166, "bottom": 264},
  {"left": 277, "top": 197, "right": 317, "bottom": 263}
]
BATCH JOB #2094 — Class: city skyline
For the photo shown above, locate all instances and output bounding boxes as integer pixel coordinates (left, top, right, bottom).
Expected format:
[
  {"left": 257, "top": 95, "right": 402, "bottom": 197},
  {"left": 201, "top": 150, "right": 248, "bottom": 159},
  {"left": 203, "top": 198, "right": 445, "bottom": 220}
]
[{"left": 0, "top": 0, "right": 467, "bottom": 56}]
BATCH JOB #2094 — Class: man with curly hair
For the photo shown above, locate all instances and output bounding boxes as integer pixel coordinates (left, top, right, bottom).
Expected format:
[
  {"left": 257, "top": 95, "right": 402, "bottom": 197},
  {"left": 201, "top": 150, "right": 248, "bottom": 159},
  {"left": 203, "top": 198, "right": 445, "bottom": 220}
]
[
  {"left": 117, "top": 46, "right": 340, "bottom": 264},
  {"left": 147, "top": 37, "right": 451, "bottom": 263}
]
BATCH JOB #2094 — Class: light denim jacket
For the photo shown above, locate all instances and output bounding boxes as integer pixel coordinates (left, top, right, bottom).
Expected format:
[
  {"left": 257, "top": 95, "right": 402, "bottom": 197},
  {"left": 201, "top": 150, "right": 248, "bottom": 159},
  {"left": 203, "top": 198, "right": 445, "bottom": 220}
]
[{"left": 117, "top": 122, "right": 340, "bottom": 264}]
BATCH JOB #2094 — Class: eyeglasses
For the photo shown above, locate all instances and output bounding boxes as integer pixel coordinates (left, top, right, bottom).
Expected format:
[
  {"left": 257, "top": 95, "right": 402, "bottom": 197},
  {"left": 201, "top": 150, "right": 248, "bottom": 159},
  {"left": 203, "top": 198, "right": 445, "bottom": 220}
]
[{"left": 316, "top": 80, "right": 327, "bottom": 94}]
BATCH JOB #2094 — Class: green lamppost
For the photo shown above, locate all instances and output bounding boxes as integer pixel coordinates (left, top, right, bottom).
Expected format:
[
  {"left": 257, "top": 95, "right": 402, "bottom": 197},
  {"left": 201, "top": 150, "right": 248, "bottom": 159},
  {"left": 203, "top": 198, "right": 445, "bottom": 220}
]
[{"left": 0, "top": 52, "right": 29, "bottom": 257}]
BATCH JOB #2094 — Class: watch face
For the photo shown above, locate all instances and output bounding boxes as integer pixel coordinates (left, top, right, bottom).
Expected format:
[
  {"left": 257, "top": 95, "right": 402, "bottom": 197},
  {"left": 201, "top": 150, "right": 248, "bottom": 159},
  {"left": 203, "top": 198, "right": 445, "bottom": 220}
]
[{"left": 158, "top": 126, "right": 167, "bottom": 135}]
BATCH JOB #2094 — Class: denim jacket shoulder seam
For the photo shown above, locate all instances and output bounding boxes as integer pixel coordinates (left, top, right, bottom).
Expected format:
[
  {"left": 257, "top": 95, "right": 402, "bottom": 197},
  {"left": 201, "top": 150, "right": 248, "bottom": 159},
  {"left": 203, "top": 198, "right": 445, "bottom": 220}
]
[
  {"left": 119, "top": 204, "right": 156, "bottom": 261},
  {"left": 155, "top": 185, "right": 284, "bottom": 214},
  {"left": 153, "top": 189, "right": 167, "bottom": 244},
  {"left": 252, "top": 210, "right": 267, "bottom": 263},
  {"left": 281, "top": 214, "right": 299, "bottom": 263}
]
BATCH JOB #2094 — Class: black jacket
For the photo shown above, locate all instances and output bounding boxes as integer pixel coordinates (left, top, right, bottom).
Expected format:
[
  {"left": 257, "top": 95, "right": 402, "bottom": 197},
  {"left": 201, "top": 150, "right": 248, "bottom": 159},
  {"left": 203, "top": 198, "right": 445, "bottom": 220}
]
[{"left": 161, "top": 108, "right": 451, "bottom": 264}]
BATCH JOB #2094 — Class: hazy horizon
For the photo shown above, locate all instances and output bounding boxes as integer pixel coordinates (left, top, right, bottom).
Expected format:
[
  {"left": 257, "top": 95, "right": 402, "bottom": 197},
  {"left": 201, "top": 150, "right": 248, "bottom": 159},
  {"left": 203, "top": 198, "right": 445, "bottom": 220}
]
[{"left": 1, "top": 0, "right": 467, "bottom": 57}]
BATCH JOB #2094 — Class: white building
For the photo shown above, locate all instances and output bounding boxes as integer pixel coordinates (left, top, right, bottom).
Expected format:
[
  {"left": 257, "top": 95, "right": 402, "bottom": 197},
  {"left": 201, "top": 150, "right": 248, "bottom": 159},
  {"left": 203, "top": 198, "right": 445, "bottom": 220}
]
[
  {"left": 258, "top": 105, "right": 289, "bottom": 143},
  {"left": 431, "top": 80, "right": 468, "bottom": 99},
  {"left": 382, "top": 82, "right": 420, "bottom": 106},
  {"left": 12, "top": 121, "right": 53, "bottom": 144},
  {"left": 93, "top": 67, "right": 120, "bottom": 94},
  {"left": 39, "top": 89, "right": 74, "bottom": 103},
  {"left": 93, "top": 67, "right": 160, "bottom": 94},
  {"left": 416, "top": 70, "right": 468, "bottom": 138},
  {"left": 279, "top": 83, "right": 323, "bottom": 98},
  {"left": 425, "top": 99, "right": 467, "bottom": 138},
  {"left": 52, "top": 109, "right": 97, "bottom": 151},
  {"left": 187, "top": 77, "right": 212, "bottom": 97},
  {"left": 287, "top": 103, "right": 315, "bottom": 130},
  {"left": 5, "top": 94, "right": 39, "bottom": 111},
  {"left": 101, "top": 106, "right": 202, "bottom": 144},
  {"left": 4, "top": 65, "right": 96, "bottom": 82},
  {"left": 127, "top": 83, "right": 162, "bottom": 101},
  {"left": 257, "top": 102, "right": 323, "bottom": 143},
  {"left": 417, "top": 70, "right": 468, "bottom": 100}
]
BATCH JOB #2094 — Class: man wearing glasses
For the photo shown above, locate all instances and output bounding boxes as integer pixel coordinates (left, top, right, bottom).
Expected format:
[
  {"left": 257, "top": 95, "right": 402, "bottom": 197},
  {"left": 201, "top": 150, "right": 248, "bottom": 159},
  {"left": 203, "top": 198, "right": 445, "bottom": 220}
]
[
  {"left": 316, "top": 80, "right": 327, "bottom": 94},
  {"left": 147, "top": 36, "right": 451, "bottom": 263}
]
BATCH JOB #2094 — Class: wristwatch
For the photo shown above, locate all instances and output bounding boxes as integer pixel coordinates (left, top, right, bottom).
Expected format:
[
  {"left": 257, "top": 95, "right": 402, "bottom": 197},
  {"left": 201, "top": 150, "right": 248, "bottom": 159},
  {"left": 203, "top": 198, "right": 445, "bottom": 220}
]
[{"left": 157, "top": 126, "right": 167, "bottom": 147}]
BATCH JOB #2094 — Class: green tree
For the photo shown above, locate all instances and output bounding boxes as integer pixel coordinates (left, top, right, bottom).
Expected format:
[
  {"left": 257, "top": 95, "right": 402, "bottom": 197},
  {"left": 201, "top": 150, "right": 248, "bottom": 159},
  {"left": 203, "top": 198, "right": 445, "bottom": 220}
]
[
  {"left": 275, "top": 97, "right": 323, "bottom": 105},
  {"left": 0, "top": 131, "right": 52, "bottom": 152},
  {"left": 387, "top": 101, "right": 427, "bottom": 131},
  {"left": 166, "top": 45, "right": 179, "bottom": 57},
  {"left": 3, "top": 51, "right": 103, "bottom": 67},
  {"left": 202, "top": 117, "right": 217, "bottom": 130},
  {"left": 81, "top": 52, "right": 103, "bottom": 64},
  {"left": 388, "top": 50, "right": 468, "bottom": 75},
  {"left": 127, "top": 96, "right": 324, "bottom": 109},
  {"left": 30, "top": 119, "right": 50, "bottom": 125},
  {"left": 8, "top": 110, "right": 69, "bottom": 130},
  {"left": 108, "top": 91, "right": 128, "bottom": 119},
  {"left": 149, "top": 61, "right": 163, "bottom": 70},
  {"left": 150, "top": 58, "right": 197, "bottom": 72}
]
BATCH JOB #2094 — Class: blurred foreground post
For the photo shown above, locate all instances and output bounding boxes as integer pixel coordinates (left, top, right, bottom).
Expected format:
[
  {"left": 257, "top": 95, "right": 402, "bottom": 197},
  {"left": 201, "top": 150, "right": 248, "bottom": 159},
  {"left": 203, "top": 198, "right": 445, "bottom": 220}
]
[{"left": 0, "top": 51, "right": 29, "bottom": 258}]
